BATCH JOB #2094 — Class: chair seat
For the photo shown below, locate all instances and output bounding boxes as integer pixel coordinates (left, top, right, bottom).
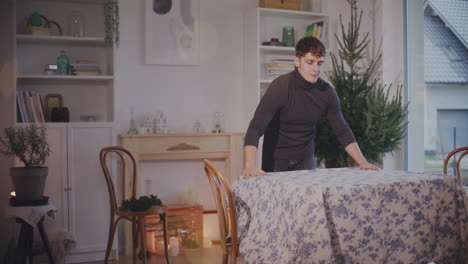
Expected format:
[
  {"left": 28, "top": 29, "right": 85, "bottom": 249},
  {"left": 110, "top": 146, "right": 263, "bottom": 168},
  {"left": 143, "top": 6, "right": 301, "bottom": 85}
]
[{"left": 115, "top": 206, "right": 167, "bottom": 217}]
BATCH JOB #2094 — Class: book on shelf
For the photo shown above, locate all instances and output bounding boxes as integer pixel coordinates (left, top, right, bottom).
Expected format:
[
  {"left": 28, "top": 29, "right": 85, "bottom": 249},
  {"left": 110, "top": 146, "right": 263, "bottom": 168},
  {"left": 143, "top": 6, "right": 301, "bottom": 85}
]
[
  {"left": 16, "top": 93, "right": 27, "bottom": 123},
  {"left": 305, "top": 21, "right": 327, "bottom": 41},
  {"left": 16, "top": 91, "right": 46, "bottom": 123},
  {"left": 71, "top": 60, "right": 102, "bottom": 76},
  {"left": 266, "top": 58, "right": 295, "bottom": 76}
]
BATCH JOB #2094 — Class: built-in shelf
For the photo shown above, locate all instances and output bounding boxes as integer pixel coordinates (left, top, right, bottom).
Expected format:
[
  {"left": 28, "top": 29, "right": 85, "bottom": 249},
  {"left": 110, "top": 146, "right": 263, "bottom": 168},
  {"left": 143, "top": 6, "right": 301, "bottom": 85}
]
[
  {"left": 259, "top": 7, "right": 328, "bottom": 19},
  {"left": 17, "top": 0, "right": 107, "bottom": 4},
  {"left": 260, "top": 45, "right": 295, "bottom": 52},
  {"left": 16, "top": 34, "right": 106, "bottom": 45},
  {"left": 260, "top": 79, "right": 274, "bottom": 84},
  {"left": 17, "top": 74, "right": 113, "bottom": 80}
]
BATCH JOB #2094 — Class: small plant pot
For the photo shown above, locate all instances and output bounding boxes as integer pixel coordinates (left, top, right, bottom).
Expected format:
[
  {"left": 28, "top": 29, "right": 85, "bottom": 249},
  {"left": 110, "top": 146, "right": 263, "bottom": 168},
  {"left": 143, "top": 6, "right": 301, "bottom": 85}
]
[{"left": 10, "top": 167, "right": 48, "bottom": 201}]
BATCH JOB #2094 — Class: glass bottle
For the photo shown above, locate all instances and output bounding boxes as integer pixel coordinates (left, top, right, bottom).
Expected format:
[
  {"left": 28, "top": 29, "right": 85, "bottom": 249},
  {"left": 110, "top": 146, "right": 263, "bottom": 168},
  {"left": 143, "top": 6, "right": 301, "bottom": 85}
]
[
  {"left": 56, "top": 51, "right": 70, "bottom": 75},
  {"left": 128, "top": 107, "right": 138, "bottom": 134},
  {"left": 212, "top": 112, "right": 224, "bottom": 133},
  {"left": 69, "top": 10, "right": 85, "bottom": 37}
]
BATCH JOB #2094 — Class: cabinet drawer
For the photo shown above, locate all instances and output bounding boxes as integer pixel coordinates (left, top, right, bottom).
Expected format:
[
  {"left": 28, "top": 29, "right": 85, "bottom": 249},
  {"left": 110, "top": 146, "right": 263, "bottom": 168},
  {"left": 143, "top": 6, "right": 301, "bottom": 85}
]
[{"left": 135, "top": 135, "right": 229, "bottom": 154}]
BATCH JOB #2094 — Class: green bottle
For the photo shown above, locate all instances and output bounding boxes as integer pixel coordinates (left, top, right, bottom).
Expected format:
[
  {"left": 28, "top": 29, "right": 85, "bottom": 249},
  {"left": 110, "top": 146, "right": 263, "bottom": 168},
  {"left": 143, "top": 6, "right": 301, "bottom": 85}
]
[{"left": 56, "top": 51, "right": 70, "bottom": 75}]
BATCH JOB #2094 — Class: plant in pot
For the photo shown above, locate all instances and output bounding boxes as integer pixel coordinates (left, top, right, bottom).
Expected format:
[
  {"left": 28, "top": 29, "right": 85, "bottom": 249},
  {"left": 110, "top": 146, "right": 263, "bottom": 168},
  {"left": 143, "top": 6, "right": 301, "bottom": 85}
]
[{"left": 0, "top": 124, "right": 50, "bottom": 201}]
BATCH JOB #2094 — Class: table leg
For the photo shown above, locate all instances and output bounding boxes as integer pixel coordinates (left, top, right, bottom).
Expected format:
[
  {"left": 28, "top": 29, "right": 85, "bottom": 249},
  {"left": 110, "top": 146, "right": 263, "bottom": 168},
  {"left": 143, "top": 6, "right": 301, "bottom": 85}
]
[
  {"left": 26, "top": 224, "right": 34, "bottom": 264},
  {"left": 15, "top": 219, "right": 27, "bottom": 264},
  {"left": 37, "top": 217, "right": 55, "bottom": 264}
]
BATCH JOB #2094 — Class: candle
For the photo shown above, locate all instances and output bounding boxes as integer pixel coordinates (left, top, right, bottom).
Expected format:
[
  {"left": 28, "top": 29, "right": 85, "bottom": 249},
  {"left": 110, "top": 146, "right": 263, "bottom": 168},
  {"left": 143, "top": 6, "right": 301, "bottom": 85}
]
[
  {"left": 169, "top": 244, "right": 179, "bottom": 256},
  {"left": 156, "top": 241, "right": 165, "bottom": 255},
  {"left": 169, "top": 237, "right": 179, "bottom": 246}
]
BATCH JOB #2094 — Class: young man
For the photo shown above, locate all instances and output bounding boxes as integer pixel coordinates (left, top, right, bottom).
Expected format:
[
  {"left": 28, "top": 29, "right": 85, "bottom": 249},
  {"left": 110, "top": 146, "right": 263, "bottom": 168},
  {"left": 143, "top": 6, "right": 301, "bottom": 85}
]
[{"left": 243, "top": 36, "right": 379, "bottom": 178}]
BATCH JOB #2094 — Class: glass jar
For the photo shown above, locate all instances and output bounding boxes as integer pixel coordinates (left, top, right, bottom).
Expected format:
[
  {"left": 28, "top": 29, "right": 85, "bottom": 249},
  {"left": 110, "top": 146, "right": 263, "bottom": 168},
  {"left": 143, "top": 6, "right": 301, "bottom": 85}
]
[
  {"left": 69, "top": 10, "right": 85, "bottom": 37},
  {"left": 282, "top": 26, "right": 295, "bottom": 47},
  {"left": 56, "top": 51, "right": 70, "bottom": 75}
]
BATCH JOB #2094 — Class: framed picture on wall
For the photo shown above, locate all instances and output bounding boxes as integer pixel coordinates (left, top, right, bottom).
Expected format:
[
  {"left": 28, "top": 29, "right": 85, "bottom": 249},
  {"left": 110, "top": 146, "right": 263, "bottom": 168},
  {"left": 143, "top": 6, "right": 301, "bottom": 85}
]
[{"left": 145, "top": 0, "right": 200, "bottom": 66}]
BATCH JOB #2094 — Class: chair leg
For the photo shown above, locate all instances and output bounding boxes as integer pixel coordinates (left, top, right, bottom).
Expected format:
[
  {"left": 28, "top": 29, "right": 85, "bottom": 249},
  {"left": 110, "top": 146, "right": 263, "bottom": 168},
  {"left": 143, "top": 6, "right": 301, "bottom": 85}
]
[
  {"left": 138, "top": 217, "right": 147, "bottom": 264},
  {"left": 132, "top": 218, "right": 138, "bottom": 264},
  {"left": 162, "top": 213, "right": 170, "bottom": 264},
  {"left": 104, "top": 214, "right": 117, "bottom": 264}
]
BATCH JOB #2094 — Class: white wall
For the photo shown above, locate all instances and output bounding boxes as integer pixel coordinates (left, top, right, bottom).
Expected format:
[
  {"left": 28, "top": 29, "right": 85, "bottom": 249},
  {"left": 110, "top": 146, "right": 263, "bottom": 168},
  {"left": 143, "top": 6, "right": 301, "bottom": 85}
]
[
  {"left": 382, "top": 0, "right": 406, "bottom": 170},
  {"left": 113, "top": 0, "right": 256, "bottom": 210},
  {"left": 112, "top": 0, "right": 407, "bottom": 210}
]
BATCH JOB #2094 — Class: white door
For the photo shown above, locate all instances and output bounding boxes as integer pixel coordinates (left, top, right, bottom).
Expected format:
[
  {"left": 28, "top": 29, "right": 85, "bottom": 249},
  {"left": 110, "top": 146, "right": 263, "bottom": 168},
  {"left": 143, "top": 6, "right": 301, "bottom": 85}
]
[
  {"left": 66, "top": 123, "right": 114, "bottom": 262},
  {"left": 43, "top": 124, "right": 68, "bottom": 234}
]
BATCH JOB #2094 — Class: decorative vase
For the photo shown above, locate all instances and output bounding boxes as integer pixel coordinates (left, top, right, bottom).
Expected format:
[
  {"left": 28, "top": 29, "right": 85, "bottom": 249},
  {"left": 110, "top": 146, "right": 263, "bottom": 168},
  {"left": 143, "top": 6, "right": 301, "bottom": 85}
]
[
  {"left": 56, "top": 50, "right": 70, "bottom": 75},
  {"left": 10, "top": 167, "right": 48, "bottom": 201}
]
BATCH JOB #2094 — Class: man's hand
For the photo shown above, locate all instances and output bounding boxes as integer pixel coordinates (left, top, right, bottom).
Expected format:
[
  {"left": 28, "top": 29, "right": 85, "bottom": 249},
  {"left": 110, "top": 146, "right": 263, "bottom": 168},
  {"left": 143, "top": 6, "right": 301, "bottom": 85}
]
[
  {"left": 242, "top": 166, "right": 267, "bottom": 179},
  {"left": 358, "top": 161, "right": 380, "bottom": 170}
]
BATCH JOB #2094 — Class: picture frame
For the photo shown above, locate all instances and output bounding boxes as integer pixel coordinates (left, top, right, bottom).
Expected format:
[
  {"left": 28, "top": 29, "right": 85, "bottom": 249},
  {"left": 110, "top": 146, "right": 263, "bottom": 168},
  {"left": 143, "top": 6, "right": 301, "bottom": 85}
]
[
  {"left": 145, "top": 0, "right": 200, "bottom": 65},
  {"left": 45, "top": 94, "right": 63, "bottom": 122}
]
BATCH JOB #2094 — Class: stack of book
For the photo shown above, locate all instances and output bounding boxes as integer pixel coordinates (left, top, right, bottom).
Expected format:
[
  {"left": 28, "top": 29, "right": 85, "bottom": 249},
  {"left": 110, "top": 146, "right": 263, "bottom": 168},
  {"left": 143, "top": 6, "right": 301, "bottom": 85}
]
[
  {"left": 71, "top": 60, "right": 101, "bottom": 76},
  {"left": 306, "top": 21, "right": 327, "bottom": 40},
  {"left": 16, "top": 91, "right": 46, "bottom": 123},
  {"left": 265, "top": 59, "right": 295, "bottom": 76}
]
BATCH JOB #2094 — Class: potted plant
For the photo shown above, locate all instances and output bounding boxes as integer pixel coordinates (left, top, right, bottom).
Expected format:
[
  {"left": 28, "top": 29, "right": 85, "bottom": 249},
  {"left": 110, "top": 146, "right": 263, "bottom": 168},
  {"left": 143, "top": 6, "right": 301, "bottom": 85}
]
[
  {"left": 315, "top": 0, "right": 407, "bottom": 168},
  {"left": 0, "top": 124, "right": 50, "bottom": 201}
]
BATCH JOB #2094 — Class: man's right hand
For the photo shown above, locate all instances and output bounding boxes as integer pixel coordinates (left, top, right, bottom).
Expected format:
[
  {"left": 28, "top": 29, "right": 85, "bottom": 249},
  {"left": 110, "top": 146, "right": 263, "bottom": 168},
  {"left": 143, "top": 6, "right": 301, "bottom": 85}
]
[{"left": 242, "top": 166, "right": 267, "bottom": 179}]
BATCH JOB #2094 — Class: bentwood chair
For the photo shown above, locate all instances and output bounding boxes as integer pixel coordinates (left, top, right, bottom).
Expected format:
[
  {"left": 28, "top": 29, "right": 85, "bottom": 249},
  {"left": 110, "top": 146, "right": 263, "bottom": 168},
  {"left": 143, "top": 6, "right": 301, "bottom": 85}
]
[
  {"left": 100, "top": 146, "right": 170, "bottom": 264},
  {"left": 203, "top": 159, "right": 238, "bottom": 264},
  {"left": 443, "top": 146, "right": 468, "bottom": 180}
]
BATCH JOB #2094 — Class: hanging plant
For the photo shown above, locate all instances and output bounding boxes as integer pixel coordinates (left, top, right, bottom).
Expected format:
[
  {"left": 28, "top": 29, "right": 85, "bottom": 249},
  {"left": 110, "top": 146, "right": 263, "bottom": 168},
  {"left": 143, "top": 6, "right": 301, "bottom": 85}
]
[{"left": 104, "top": 0, "right": 120, "bottom": 46}]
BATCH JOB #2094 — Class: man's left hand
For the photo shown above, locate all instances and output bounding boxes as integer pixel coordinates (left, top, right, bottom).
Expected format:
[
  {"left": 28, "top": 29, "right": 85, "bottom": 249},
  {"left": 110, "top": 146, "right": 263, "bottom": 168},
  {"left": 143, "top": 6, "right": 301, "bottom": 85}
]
[{"left": 359, "top": 161, "right": 381, "bottom": 170}]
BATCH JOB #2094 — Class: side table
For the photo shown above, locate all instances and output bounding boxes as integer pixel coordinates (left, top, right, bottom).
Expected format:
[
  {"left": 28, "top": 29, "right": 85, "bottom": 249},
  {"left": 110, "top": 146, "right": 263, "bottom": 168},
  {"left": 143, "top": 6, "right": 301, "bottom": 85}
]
[{"left": 5, "top": 204, "right": 57, "bottom": 264}]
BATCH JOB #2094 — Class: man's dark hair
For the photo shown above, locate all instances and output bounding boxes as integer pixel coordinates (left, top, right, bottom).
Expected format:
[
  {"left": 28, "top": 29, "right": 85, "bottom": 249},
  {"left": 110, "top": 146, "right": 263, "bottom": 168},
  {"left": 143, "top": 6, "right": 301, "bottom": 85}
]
[{"left": 295, "top": 36, "right": 326, "bottom": 57}]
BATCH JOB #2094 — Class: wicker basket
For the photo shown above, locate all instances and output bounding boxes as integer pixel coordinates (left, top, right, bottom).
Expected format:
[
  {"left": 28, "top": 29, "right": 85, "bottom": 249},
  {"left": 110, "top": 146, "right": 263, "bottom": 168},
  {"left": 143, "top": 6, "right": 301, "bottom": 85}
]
[
  {"left": 24, "top": 26, "right": 50, "bottom": 36},
  {"left": 259, "top": 0, "right": 300, "bottom": 10}
]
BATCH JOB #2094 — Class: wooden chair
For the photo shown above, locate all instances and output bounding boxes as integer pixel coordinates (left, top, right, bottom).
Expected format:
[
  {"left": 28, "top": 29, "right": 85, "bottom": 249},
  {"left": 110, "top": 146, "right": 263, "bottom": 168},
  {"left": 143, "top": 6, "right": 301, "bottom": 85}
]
[
  {"left": 443, "top": 146, "right": 468, "bottom": 180},
  {"left": 99, "top": 146, "right": 170, "bottom": 264},
  {"left": 203, "top": 159, "right": 238, "bottom": 264}
]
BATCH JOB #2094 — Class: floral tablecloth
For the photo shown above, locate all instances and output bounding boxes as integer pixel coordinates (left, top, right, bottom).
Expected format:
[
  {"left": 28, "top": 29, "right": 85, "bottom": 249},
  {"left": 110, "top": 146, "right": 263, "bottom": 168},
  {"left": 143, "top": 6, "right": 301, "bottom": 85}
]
[{"left": 232, "top": 168, "right": 468, "bottom": 264}]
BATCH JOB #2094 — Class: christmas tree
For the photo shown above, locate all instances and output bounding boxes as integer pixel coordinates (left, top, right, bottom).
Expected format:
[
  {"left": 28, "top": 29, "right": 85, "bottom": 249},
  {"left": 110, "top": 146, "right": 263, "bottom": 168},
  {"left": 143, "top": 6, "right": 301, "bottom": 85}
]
[{"left": 315, "top": 0, "right": 407, "bottom": 167}]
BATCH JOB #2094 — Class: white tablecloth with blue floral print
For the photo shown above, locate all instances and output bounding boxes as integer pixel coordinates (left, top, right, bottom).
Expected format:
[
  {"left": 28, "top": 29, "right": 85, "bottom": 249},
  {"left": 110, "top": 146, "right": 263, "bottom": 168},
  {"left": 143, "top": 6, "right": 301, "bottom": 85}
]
[{"left": 232, "top": 168, "right": 468, "bottom": 264}]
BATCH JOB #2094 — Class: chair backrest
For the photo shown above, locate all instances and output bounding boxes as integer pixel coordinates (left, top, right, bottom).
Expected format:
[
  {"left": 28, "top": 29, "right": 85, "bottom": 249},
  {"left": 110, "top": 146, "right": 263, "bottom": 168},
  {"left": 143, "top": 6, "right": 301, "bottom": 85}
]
[
  {"left": 203, "top": 159, "right": 237, "bottom": 257},
  {"left": 99, "top": 146, "right": 138, "bottom": 214},
  {"left": 443, "top": 146, "right": 468, "bottom": 180}
]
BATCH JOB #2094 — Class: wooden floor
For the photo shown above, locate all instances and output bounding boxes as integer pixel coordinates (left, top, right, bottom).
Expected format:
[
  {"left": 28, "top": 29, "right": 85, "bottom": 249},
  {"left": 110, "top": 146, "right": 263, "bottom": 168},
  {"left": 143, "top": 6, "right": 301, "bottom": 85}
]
[{"left": 82, "top": 247, "right": 226, "bottom": 264}]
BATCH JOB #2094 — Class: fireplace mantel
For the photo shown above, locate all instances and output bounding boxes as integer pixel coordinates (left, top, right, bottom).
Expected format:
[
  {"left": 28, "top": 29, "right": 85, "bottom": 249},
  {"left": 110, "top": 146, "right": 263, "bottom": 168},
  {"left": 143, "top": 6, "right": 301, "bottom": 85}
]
[
  {"left": 119, "top": 133, "right": 244, "bottom": 199},
  {"left": 119, "top": 133, "right": 244, "bottom": 255}
]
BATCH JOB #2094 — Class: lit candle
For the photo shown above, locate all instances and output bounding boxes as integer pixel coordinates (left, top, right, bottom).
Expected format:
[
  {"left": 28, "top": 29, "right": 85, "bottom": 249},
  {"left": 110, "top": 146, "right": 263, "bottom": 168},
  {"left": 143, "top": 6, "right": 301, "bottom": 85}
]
[{"left": 169, "top": 236, "right": 179, "bottom": 246}]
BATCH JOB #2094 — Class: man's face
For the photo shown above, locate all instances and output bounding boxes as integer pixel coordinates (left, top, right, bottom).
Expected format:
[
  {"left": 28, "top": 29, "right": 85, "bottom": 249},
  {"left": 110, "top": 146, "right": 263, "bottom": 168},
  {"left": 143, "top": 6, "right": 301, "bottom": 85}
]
[{"left": 294, "top": 52, "right": 325, "bottom": 84}]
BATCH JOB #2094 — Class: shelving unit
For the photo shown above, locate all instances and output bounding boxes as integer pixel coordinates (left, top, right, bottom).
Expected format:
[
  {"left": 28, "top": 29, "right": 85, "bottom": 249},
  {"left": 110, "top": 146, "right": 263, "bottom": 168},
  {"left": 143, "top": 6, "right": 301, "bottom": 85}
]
[
  {"left": 7, "top": 1, "right": 117, "bottom": 262},
  {"left": 14, "top": 0, "right": 114, "bottom": 123},
  {"left": 243, "top": 7, "right": 330, "bottom": 125},
  {"left": 242, "top": 5, "right": 330, "bottom": 167}
]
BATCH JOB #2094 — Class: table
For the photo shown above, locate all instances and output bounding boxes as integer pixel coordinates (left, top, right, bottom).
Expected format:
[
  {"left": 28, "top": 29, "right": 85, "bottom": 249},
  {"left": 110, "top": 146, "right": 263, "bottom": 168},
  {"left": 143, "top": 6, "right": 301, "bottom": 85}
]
[
  {"left": 232, "top": 168, "right": 468, "bottom": 264},
  {"left": 5, "top": 204, "right": 57, "bottom": 264}
]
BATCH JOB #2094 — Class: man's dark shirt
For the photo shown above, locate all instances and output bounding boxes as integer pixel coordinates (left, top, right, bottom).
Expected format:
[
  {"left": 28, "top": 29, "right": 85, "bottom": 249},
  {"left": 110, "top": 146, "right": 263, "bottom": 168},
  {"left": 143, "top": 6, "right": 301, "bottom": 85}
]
[{"left": 244, "top": 68, "right": 356, "bottom": 171}]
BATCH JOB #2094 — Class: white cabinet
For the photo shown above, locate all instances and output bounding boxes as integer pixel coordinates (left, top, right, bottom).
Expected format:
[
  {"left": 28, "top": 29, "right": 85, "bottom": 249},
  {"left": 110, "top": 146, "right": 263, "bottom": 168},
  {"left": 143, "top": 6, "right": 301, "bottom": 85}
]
[
  {"left": 42, "top": 123, "right": 114, "bottom": 263},
  {"left": 14, "top": 0, "right": 114, "bottom": 123}
]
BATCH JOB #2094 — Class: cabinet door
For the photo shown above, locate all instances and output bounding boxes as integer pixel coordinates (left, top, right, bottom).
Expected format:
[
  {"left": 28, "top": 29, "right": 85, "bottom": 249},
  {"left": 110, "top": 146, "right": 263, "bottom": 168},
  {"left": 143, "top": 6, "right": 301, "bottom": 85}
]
[
  {"left": 43, "top": 124, "right": 68, "bottom": 234},
  {"left": 67, "top": 123, "right": 114, "bottom": 260}
]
